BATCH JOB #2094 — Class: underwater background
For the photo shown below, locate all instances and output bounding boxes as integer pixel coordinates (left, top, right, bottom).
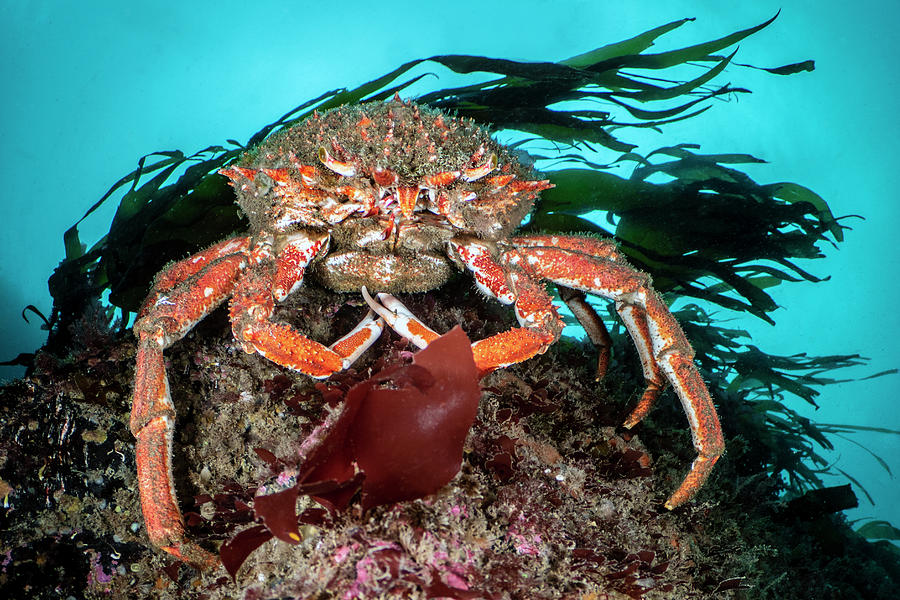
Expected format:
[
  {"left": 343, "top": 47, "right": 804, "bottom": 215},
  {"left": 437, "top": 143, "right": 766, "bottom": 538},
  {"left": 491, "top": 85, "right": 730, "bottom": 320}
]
[{"left": 1, "top": 0, "right": 897, "bottom": 550}]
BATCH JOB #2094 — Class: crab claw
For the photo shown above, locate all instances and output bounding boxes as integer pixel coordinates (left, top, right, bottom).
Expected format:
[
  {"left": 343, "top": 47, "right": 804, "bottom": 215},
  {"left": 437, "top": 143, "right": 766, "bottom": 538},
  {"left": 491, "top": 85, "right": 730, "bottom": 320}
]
[{"left": 361, "top": 287, "right": 439, "bottom": 349}]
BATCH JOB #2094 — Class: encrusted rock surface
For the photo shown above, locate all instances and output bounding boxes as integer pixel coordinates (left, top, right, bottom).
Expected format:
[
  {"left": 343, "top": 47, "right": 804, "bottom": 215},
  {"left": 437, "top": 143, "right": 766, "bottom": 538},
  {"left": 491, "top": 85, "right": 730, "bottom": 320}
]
[{"left": 2, "top": 280, "right": 898, "bottom": 599}]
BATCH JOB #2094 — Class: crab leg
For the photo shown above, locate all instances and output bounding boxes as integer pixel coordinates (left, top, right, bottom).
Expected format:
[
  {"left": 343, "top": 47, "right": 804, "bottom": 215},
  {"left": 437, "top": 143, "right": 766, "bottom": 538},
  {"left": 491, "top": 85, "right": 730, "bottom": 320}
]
[
  {"left": 450, "top": 238, "right": 564, "bottom": 370},
  {"left": 371, "top": 235, "right": 722, "bottom": 508},
  {"left": 131, "top": 243, "right": 250, "bottom": 568},
  {"left": 138, "top": 236, "right": 252, "bottom": 316},
  {"left": 557, "top": 285, "right": 612, "bottom": 381},
  {"left": 366, "top": 239, "right": 563, "bottom": 374},
  {"left": 132, "top": 233, "right": 382, "bottom": 568},
  {"left": 231, "top": 233, "right": 383, "bottom": 378},
  {"left": 508, "top": 237, "right": 724, "bottom": 509}
]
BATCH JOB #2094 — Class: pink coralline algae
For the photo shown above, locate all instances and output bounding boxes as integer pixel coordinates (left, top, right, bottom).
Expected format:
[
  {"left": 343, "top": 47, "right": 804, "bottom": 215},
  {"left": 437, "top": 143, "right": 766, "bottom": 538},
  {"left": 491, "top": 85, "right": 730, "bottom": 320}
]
[{"left": 86, "top": 551, "right": 114, "bottom": 589}]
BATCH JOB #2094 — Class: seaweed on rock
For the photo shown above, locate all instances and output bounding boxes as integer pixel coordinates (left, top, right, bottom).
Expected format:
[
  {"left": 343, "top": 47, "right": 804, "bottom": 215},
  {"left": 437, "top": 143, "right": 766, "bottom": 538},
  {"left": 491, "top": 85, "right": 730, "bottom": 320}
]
[{"left": 3, "top": 282, "right": 900, "bottom": 598}]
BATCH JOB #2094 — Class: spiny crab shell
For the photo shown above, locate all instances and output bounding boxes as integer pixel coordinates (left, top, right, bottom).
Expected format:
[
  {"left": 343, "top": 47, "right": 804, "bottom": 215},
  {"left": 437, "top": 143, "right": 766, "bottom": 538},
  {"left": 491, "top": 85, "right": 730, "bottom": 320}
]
[{"left": 228, "top": 100, "right": 540, "bottom": 293}]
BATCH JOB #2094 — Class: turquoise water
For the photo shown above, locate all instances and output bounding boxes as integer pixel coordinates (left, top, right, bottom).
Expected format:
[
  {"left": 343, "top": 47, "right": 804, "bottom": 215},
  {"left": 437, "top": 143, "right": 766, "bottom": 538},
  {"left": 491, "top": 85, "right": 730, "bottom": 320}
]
[{"left": 2, "top": 0, "right": 897, "bottom": 542}]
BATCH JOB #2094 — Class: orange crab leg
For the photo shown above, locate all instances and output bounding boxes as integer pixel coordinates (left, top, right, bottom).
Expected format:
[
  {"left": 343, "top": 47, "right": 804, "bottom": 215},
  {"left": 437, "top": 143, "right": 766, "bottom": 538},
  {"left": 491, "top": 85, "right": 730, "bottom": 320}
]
[
  {"left": 369, "top": 238, "right": 562, "bottom": 374},
  {"left": 132, "top": 343, "right": 220, "bottom": 569},
  {"left": 132, "top": 245, "right": 250, "bottom": 568},
  {"left": 230, "top": 240, "right": 355, "bottom": 378},
  {"left": 138, "top": 236, "right": 252, "bottom": 317},
  {"left": 463, "top": 250, "right": 562, "bottom": 370},
  {"left": 511, "top": 234, "right": 623, "bottom": 262},
  {"left": 272, "top": 232, "right": 328, "bottom": 301},
  {"left": 371, "top": 234, "right": 722, "bottom": 509},
  {"left": 506, "top": 242, "right": 667, "bottom": 422},
  {"left": 230, "top": 234, "right": 383, "bottom": 378},
  {"left": 132, "top": 233, "right": 386, "bottom": 568},
  {"left": 508, "top": 237, "right": 724, "bottom": 509}
]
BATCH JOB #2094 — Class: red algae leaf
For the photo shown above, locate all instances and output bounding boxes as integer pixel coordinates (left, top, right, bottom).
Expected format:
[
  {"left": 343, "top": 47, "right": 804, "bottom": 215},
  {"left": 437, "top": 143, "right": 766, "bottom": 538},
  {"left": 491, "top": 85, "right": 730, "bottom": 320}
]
[
  {"left": 193, "top": 493, "right": 213, "bottom": 505},
  {"left": 184, "top": 511, "right": 205, "bottom": 527},
  {"left": 161, "top": 562, "right": 181, "bottom": 583},
  {"left": 300, "top": 326, "right": 481, "bottom": 512},
  {"left": 220, "top": 524, "right": 273, "bottom": 580},
  {"left": 422, "top": 566, "right": 483, "bottom": 599},
  {"left": 253, "top": 485, "right": 302, "bottom": 544},
  {"left": 352, "top": 325, "right": 481, "bottom": 511},
  {"left": 298, "top": 507, "right": 329, "bottom": 526},
  {"left": 305, "top": 474, "right": 366, "bottom": 513},
  {"left": 572, "top": 547, "right": 606, "bottom": 565},
  {"left": 651, "top": 560, "right": 670, "bottom": 574},
  {"left": 300, "top": 400, "right": 365, "bottom": 512},
  {"left": 253, "top": 447, "right": 281, "bottom": 467}
]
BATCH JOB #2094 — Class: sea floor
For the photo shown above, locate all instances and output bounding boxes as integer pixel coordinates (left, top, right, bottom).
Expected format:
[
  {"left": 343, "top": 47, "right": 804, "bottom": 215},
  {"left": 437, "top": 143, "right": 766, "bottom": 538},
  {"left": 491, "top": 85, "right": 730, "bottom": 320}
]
[{"left": 1, "top": 281, "right": 898, "bottom": 599}]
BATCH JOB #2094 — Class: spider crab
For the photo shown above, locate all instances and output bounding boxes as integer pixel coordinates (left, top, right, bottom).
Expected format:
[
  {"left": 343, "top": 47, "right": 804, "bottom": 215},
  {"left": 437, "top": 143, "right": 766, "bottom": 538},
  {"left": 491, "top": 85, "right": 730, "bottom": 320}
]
[{"left": 130, "top": 97, "right": 724, "bottom": 567}]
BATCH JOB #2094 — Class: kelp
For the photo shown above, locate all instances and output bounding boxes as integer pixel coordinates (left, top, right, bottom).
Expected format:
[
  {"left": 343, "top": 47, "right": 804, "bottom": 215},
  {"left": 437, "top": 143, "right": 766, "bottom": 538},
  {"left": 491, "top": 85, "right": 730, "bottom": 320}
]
[
  {"left": 533, "top": 156, "right": 843, "bottom": 322},
  {"left": 42, "top": 14, "right": 897, "bottom": 515},
  {"left": 856, "top": 520, "right": 900, "bottom": 543},
  {"left": 48, "top": 12, "right": 832, "bottom": 327}
]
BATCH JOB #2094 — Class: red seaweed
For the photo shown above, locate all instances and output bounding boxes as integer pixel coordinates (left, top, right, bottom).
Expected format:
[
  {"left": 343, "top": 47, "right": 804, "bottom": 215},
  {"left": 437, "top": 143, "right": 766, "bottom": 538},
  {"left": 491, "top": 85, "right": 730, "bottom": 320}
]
[
  {"left": 301, "top": 325, "right": 481, "bottom": 511},
  {"left": 252, "top": 485, "right": 302, "bottom": 544},
  {"left": 223, "top": 326, "right": 482, "bottom": 577},
  {"left": 220, "top": 525, "right": 273, "bottom": 580}
]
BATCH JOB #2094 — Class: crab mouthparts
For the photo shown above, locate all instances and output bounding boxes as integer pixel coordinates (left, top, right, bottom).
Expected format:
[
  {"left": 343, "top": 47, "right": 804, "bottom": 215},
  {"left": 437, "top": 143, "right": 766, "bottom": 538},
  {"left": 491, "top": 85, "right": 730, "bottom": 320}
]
[{"left": 396, "top": 187, "right": 419, "bottom": 219}]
